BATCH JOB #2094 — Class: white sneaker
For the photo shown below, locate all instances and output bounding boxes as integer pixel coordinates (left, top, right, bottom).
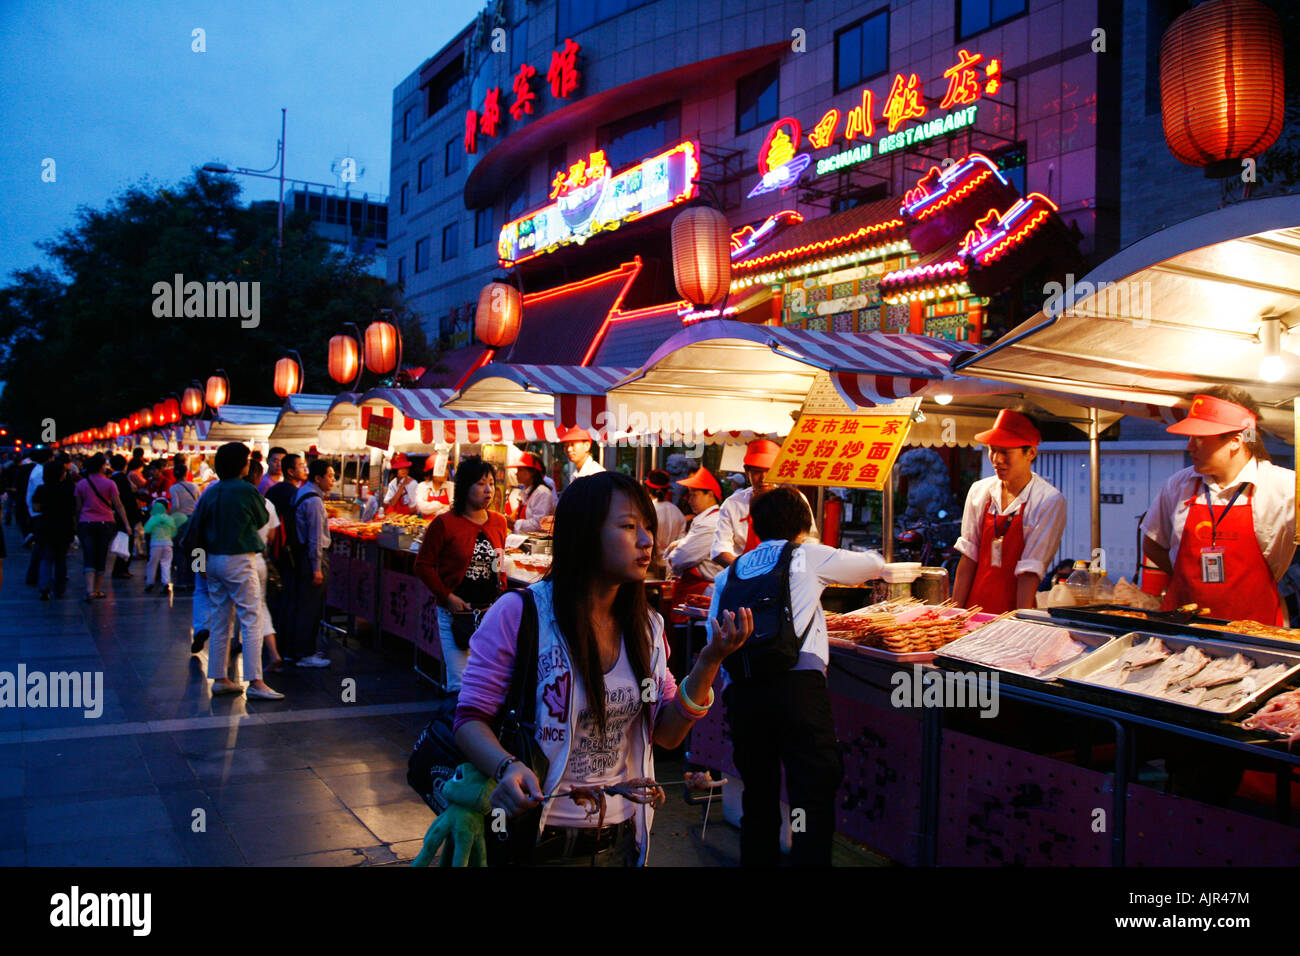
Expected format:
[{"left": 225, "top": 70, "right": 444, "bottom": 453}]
[{"left": 296, "top": 652, "right": 331, "bottom": 668}]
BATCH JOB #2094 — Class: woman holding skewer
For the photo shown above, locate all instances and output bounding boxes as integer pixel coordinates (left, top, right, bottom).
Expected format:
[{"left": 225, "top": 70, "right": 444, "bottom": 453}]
[{"left": 453, "top": 471, "right": 752, "bottom": 866}]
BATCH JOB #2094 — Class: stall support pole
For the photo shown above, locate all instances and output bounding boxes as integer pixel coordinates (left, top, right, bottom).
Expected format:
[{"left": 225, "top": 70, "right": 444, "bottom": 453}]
[
  {"left": 883, "top": 468, "right": 895, "bottom": 562},
  {"left": 1088, "top": 407, "right": 1101, "bottom": 557},
  {"left": 635, "top": 444, "right": 644, "bottom": 481},
  {"left": 815, "top": 486, "right": 825, "bottom": 540}
]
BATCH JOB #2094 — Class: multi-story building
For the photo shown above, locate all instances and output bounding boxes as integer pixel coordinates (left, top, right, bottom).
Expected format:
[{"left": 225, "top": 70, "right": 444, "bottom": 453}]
[{"left": 288, "top": 188, "right": 388, "bottom": 279}]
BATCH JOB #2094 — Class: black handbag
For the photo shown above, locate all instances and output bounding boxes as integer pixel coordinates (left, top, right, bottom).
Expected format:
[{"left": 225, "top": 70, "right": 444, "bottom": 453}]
[
  {"left": 450, "top": 609, "right": 484, "bottom": 650},
  {"left": 407, "top": 588, "right": 549, "bottom": 866}
]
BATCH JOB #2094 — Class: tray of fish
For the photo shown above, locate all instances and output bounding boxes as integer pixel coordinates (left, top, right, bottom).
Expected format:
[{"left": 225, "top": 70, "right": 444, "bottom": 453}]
[
  {"left": 1055, "top": 633, "right": 1300, "bottom": 719},
  {"left": 934, "top": 618, "right": 1114, "bottom": 680}
]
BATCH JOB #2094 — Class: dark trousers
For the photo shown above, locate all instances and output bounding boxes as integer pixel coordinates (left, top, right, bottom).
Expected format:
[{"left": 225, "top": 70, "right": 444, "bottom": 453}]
[
  {"left": 38, "top": 542, "right": 69, "bottom": 594},
  {"left": 269, "top": 554, "right": 296, "bottom": 643},
  {"left": 289, "top": 551, "right": 328, "bottom": 658},
  {"left": 25, "top": 515, "right": 42, "bottom": 585},
  {"left": 724, "top": 669, "right": 844, "bottom": 867}
]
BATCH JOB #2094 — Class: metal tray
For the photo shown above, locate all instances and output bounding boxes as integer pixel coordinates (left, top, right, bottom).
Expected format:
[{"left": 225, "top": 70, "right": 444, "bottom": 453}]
[
  {"left": 935, "top": 619, "right": 1114, "bottom": 681},
  {"left": 1055, "top": 632, "right": 1300, "bottom": 719},
  {"left": 1040, "top": 605, "right": 1300, "bottom": 656}
]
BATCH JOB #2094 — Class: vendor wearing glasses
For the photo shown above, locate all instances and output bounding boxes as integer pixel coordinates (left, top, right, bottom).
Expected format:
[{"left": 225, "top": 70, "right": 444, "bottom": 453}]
[
  {"left": 952, "top": 410, "right": 1067, "bottom": 613},
  {"left": 1142, "top": 387, "right": 1295, "bottom": 625}
]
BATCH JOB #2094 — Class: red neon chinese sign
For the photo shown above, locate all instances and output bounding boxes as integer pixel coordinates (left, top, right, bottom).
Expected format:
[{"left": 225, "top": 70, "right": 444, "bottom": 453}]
[
  {"left": 882, "top": 73, "right": 927, "bottom": 134},
  {"left": 549, "top": 149, "right": 610, "bottom": 199},
  {"left": 465, "top": 39, "right": 583, "bottom": 154}
]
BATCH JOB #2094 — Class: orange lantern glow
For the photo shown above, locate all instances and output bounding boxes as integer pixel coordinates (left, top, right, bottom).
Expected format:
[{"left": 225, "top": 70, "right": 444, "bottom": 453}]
[
  {"left": 182, "top": 387, "right": 203, "bottom": 417},
  {"left": 130, "top": 413, "right": 140, "bottom": 431},
  {"left": 119, "top": 417, "right": 131, "bottom": 434},
  {"left": 1160, "top": 0, "right": 1284, "bottom": 177},
  {"left": 364, "top": 321, "right": 401, "bottom": 375},
  {"left": 163, "top": 397, "right": 180, "bottom": 423},
  {"left": 274, "top": 354, "right": 302, "bottom": 399},
  {"left": 475, "top": 282, "right": 523, "bottom": 348},
  {"left": 329, "top": 333, "right": 360, "bottom": 384},
  {"left": 205, "top": 372, "right": 229, "bottom": 409},
  {"left": 152, "top": 402, "right": 165, "bottom": 424},
  {"left": 139, "top": 408, "right": 153, "bottom": 428},
  {"left": 671, "top": 206, "right": 732, "bottom": 308}
]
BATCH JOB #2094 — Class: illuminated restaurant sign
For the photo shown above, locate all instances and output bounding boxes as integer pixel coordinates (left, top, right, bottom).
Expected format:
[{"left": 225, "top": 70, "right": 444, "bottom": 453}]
[
  {"left": 497, "top": 140, "right": 699, "bottom": 266},
  {"left": 465, "top": 38, "right": 583, "bottom": 154},
  {"left": 753, "top": 48, "right": 1001, "bottom": 187}
]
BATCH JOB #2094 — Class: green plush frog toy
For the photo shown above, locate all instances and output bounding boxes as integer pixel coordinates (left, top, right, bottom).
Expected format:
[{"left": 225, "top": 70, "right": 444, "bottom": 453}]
[{"left": 411, "top": 762, "right": 496, "bottom": 867}]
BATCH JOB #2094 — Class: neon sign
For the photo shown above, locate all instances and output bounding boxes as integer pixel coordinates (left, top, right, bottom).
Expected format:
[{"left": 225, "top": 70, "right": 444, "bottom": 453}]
[
  {"left": 466, "top": 39, "right": 583, "bottom": 154},
  {"left": 747, "top": 119, "right": 812, "bottom": 198},
  {"left": 902, "top": 154, "right": 1008, "bottom": 221},
  {"left": 730, "top": 210, "right": 804, "bottom": 259},
  {"left": 497, "top": 141, "right": 699, "bottom": 266},
  {"left": 958, "top": 193, "right": 1058, "bottom": 265}
]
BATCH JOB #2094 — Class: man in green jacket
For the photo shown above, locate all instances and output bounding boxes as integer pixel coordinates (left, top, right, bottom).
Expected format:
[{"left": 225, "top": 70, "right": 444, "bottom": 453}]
[{"left": 187, "top": 442, "right": 283, "bottom": 700}]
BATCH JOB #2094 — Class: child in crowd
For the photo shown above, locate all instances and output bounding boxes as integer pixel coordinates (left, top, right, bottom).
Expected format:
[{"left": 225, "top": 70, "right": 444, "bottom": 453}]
[{"left": 143, "top": 498, "right": 187, "bottom": 592}]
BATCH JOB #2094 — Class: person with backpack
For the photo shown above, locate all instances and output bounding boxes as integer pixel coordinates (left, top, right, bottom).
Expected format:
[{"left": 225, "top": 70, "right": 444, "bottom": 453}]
[
  {"left": 453, "top": 471, "right": 752, "bottom": 866},
  {"left": 108, "top": 454, "right": 140, "bottom": 579},
  {"left": 266, "top": 453, "right": 307, "bottom": 650},
  {"left": 710, "top": 485, "right": 884, "bottom": 867},
  {"left": 168, "top": 462, "right": 200, "bottom": 589},
  {"left": 290, "top": 459, "right": 335, "bottom": 668}
]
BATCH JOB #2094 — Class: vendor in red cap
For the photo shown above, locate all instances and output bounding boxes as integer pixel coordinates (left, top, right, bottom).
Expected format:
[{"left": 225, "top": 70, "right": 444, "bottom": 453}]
[
  {"left": 1142, "top": 386, "right": 1295, "bottom": 625},
  {"left": 561, "top": 426, "right": 604, "bottom": 482},
  {"left": 645, "top": 468, "right": 686, "bottom": 558},
  {"left": 382, "top": 452, "right": 418, "bottom": 516},
  {"left": 665, "top": 467, "right": 724, "bottom": 615},
  {"left": 952, "top": 409, "right": 1067, "bottom": 614},
  {"left": 712, "top": 438, "right": 816, "bottom": 567},
  {"left": 506, "top": 451, "right": 556, "bottom": 534},
  {"left": 415, "top": 456, "right": 454, "bottom": 518}
]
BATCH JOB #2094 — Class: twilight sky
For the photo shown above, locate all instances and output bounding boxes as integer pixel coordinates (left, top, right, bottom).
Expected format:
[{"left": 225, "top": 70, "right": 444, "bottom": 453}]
[{"left": 0, "top": 0, "right": 483, "bottom": 281}]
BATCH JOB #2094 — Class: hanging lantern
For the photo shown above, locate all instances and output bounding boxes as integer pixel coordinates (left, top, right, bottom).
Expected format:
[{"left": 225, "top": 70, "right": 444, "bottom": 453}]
[
  {"left": 152, "top": 402, "right": 166, "bottom": 425},
  {"left": 671, "top": 206, "right": 732, "bottom": 308},
  {"left": 274, "top": 353, "right": 303, "bottom": 398},
  {"left": 475, "top": 281, "right": 523, "bottom": 348},
  {"left": 329, "top": 333, "right": 360, "bottom": 384},
  {"left": 130, "top": 413, "right": 141, "bottom": 431},
  {"left": 364, "top": 321, "right": 401, "bottom": 374},
  {"left": 139, "top": 407, "right": 153, "bottom": 428},
  {"left": 181, "top": 386, "right": 203, "bottom": 417},
  {"left": 1160, "top": 0, "right": 1285, "bottom": 177},
  {"left": 163, "top": 397, "right": 180, "bottom": 423},
  {"left": 205, "top": 371, "right": 229, "bottom": 409},
  {"left": 120, "top": 417, "right": 131, "bottom": 435}
]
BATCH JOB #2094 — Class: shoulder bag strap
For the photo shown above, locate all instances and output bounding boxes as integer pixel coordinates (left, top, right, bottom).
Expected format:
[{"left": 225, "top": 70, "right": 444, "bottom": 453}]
[{"left": 504, "top": 589, "right": 540, "bottom": 724}]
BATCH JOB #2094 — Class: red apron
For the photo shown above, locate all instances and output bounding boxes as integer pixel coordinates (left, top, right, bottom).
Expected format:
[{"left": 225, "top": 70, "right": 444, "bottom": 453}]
[
  {"left": 741, "top": 514, "right": 761, "bottom": 554},
  {"left": 1161, "top": 486, "right": 1282, "bottom": 625},
  {"left": 967, "top": 503, "right": 1026, "bottom": 615},
  {"left": 424, "top": 486, "right": 450, "bottom": 509},
  {"left": 669, "top": 567, "right": 712, "bottom": 626},
  {"left": 388, "top": 481, "right": 414, "bottom": 516}
]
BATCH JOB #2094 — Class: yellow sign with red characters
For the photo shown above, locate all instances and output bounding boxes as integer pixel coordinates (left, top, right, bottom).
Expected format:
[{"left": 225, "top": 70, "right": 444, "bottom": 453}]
[{"left": 770, "top": 414, "right": 912, "bottom": 490}]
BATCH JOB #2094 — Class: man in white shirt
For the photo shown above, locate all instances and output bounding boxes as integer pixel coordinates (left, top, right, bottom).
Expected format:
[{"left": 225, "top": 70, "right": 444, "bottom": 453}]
[
  {"left": 707, "top": 484, "right": 883, "bottom": 867},
  {"left": 645, "top": 469, "right": 686, "bottom": 558},
  {"left": 1142, "top": 388, "right": 1295, "bottom": 625},
  {"left": 952, "top": 409, "right": 1067, "bottom": 613},
  {"left": 561, "top": 427, "right": 604, "bottom": 483},
  {"left": 712, "top": 439, "right": 817, "bottom": 567},
  {"left": 382, "top": 452, "right": 418, "bottom": 515}
]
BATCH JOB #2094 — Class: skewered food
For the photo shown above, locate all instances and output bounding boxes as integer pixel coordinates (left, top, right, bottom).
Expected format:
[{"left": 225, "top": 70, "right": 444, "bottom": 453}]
[{"left": 826, "top": 605, "right": 987, "bottom": 654}]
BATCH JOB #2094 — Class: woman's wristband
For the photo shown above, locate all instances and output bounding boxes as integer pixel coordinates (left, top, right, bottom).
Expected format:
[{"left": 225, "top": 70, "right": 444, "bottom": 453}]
[
  {"left": 494, "top": 755, "right": 518, "bottom": 781},
  {"left": 677, "top": 681, "right": 714, "bottom": 716}
]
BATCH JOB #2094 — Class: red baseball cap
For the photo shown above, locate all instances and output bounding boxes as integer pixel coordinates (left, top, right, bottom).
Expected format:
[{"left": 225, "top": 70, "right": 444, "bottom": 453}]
[
  {"left": 676, "top": 467, "right": 722, "bottom": 499},
  {"left": 1166, "top": 394, "right": 1256, "bottom": 436},
  {"left": 561, "top": 426, "right": 594, "bottom": 443},
  {"left": 974, "top": 410, "right": 1041, "bottom": 448},
  {"left": 743, "top": 438, "right": 781, "bottom": 469},
  {"left": 515, "top": 452, "right": 544, "bottom": 472},
  {"left": 390, "top": 453, "right": 413, "bottom": 469},
  {"left": 644, "top": 468, "right": 671, "bottom": 491}
]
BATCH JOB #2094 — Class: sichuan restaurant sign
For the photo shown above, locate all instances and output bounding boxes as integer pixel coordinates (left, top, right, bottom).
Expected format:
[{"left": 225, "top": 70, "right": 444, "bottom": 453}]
[{"left": 770, "top": 414, "right": 912, "bottom": 490}]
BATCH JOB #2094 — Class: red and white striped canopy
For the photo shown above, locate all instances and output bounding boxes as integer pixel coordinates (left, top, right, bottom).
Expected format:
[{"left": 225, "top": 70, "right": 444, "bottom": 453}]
[
  {"left": 444, "top": 364, "right": 634, "bottom": 440},
  {"left": 358, "top": 387, "right": 560, "bottom": 446}
]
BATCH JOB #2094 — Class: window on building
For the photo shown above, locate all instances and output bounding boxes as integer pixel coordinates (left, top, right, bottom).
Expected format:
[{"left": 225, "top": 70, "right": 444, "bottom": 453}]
[
  {"left": 403, "top": 107, "right": 415, "bottom": 141},
  {"left": 993, "top": 142, "right": 1028, "bottom": 195},
  {"left": 445, "top": 137, "right": 462, "bottom": 176},
  {"left": 424, "top": 55, "right": 466, "bottom": 117},
  {"left": 475, "top": 205, "right": 495, "bottom": 246},
  {"left": 835, "top": 10, "right": 889, "bottom": 93},
  {"left": 736, "top": 62, "right": 780, "bottom": 135},
  {"left": 399, "top": 183, "right": 408, "bottom": 215},
  {"left": 596, "top": 101, "right": 682, "bottom": 172},
  {"left": 414, "top": 237, "right": 430, "bottom": 273},
  {"left": 418, "top": 156, "right": 432, "bottom": 192},
  {"left": 504, "top": 173, "right": 529, "bottom": 221},
  {"left": 830, "top": 182, "right": 889, "bottom": 213},
  {"left": 957, "top": 0, "right": 1026, "bottom": 40},
  {"left": 512, "top": 19, "right": 528, "bottom": 64},
  {"left": 397, "top": 256, "right": 406, "bottom": 284},
  {"left": 442, "top": 221, "right": 459, "bottom": 261},
  {"left": 1145, "top": 1, "right": 1188, "bottom": 115},
  {"left": 556, "top": 0, "right": 652, "bottom": 40},
  {"left": 547, "top": 144, "right": 567, "bottom": 183}
]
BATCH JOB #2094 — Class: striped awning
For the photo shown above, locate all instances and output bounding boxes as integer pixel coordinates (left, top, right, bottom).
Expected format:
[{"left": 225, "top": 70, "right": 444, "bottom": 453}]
[
  {"left": 444, "top": 364, "right": 634, "bottom": 440},
  {"left": 357, "top": 387, "right": 560, "bottom": 447}
]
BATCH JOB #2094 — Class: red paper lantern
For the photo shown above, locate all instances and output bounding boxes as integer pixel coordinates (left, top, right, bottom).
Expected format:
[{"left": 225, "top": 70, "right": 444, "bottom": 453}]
[
  {"left": 120, "top": 417, "right": 131, "bottom": 434},
  {"left": 152, "top": 402, "right": 165, "bottom": 425},
  {"left": 163, "top": 397, "right": 180, "bottom": 423},
  {"left": 181, "top": 387, "right": 203, "bottom": 417},
  {"left": 139, "top": 407, "right": 153, "bottom": 428},
  {"left": 364, "top": 321, "right": 401, "bottom": 375},
  {"left": 329, "top": 334, "right": 360, "bottom": 384},
  {"left": 1160, "top": 0, "right": 1285, "bottom": 176},
  {"left": 274, "top": 356, "right": 302, "bottom": 398},
  {"left": 671, "top": 206, "right": 732, "bottom": 308},
  {"left": 475, "top": 282, "right": 523, "bottom": 348},
  {"left": 130, "top": 413, "right": 140, "bottom": 430},
  {"left": 205, "top": 372, "right": 229, "bottom": 409}
]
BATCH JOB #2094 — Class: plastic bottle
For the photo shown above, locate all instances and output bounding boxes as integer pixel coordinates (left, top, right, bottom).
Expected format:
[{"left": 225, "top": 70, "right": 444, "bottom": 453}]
[
  {"left": 1065, "top": 560, "right": 1093, "bottom": 605},
  {"left": 1090, "top": 569, "right": 1114, "bottom": 604}
]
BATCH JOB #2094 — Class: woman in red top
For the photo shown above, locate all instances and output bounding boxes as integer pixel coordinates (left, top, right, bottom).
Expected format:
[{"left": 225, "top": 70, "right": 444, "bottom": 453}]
[{"left": 414, "top": 457, "right": 508, "bottom": 691}]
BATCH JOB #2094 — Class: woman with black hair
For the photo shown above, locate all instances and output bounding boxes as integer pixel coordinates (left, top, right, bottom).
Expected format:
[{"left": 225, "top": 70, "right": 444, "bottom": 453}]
[
  {"left": 453, "top": 471, "right": 752, "bottom": 866},
  {"left": 507, "top": 452, "right": 555, "bottom": 534},
  {"left": 33, "top": 455, "right": 76, "bottom": 600},
  {"left": 414, "top": 457, "right": 508, "bottom": 690}
]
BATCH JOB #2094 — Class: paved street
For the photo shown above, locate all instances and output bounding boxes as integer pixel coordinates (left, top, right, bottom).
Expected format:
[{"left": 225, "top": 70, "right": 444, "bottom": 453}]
[{"left": 0, "top": 525, "right": 880, "bottom": 867}]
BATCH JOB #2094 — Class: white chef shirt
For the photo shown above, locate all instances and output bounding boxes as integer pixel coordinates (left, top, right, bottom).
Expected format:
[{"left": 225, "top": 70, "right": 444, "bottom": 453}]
[
  {"left": 1141, "top": 458, "right": 1296, "bottom": 582},
  {"left": 384, "top": 476, "right": 418, "bottom": 510},
  {"left": 513, "top": 482, "right": 557, "bottom": 534},
  {"left": 954, "top": 473, "right": 1067, "bottom": 579},
  {"left": 667, "top": 504, "right": 722, "bottom": 581},
  {"left": 707, "top": 540, "right": 884, "bottom": 671},
  {"left": 257, "top": 497, "right": 280, "bottom": 546},
  {"left": 654, "top": 500, "right": 686, "bottom": 556},
  {"left": 710, "top": 485, "right": 818, "bottom": 561},
  {"left": 572, "top": 456, "right": 604, "bottom": 480},
  {"left": 414, "top": 479, "right": 454, "bottom": 517}
]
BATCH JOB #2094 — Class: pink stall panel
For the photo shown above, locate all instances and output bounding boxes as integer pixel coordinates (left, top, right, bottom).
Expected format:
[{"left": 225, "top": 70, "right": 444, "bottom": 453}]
[
  {"left": 414, "top": 591, "right": 443, "bottom": 662},
  {"left": 326, "top": 554, "right": 351, "bottom": 612},
  {"left": 936, "top": 730, "right": 1112, "bottom": 866},
  {"left": 1126, "top": 782, "right": 1300, "bottom": 866},
  {"left": 830, "top": 693, "right": 925, "bottom": 866},
  {"left": 686, "top": 674, "right": 735, "bottom": 777},
  {"left": 351, "top": 558, "right": 376, "bottom": 621},
  {"left": 379, "top": 570, "right": 423, "bottom": 643}
]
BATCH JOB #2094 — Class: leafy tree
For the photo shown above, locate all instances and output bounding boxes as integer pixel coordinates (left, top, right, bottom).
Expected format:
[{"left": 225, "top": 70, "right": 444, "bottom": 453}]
[{"left": 0, "top": 170, "right": 429, "bottom": 441}]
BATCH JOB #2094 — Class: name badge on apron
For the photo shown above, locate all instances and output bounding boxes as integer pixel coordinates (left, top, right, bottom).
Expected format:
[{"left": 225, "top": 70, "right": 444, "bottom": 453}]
[
  {"left": 990, "top": 537, "right": 1004, "bottom": 568},
  {"left": 1200, "top": 547, "right": 1225, "bottom": 584}
]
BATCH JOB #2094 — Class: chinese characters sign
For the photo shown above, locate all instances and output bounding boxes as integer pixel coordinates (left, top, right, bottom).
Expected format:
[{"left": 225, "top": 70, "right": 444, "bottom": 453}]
[
  {"left": 366, "top": 413, "right": 393, "bottom": 450},
  {"left": 498, "top": 140, "right": 699, "bottom": 266},
  {"left": 465, "top": 38, "right": 582, "bottom": 154},
  {"left": 769, "top": 414, "right": 912, "bottom": 490}
]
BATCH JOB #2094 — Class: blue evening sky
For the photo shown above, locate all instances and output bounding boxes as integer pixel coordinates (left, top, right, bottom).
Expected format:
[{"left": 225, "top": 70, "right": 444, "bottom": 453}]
[{"left": 0, "top": 0, "right": 483, "bottom": 281}]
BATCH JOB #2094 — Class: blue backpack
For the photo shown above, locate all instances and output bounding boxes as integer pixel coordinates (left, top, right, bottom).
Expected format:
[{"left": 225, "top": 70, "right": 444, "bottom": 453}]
[{"left": 715, "top": 541, "right": 813, "bottom": 680}]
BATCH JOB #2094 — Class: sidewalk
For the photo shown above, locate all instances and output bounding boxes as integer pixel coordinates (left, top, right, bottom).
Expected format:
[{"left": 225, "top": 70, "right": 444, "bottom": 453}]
[{"left": 0, "top": 525, "right": 878, "bottom": 866}]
